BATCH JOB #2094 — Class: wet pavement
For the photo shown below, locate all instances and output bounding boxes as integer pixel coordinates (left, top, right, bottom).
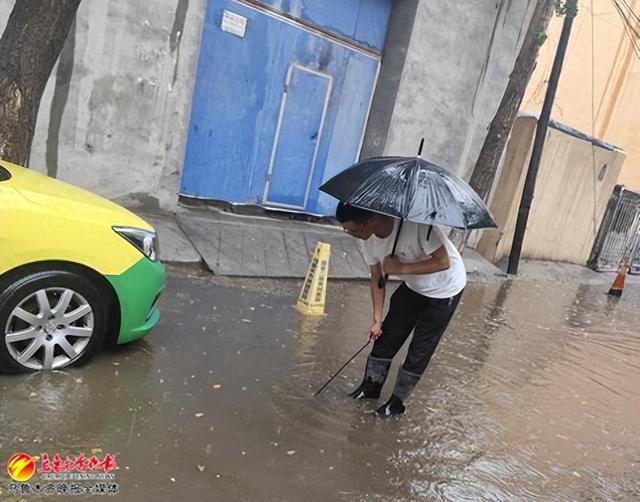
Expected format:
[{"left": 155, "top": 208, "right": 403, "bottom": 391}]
[{"left": 2, "top": 264, "right": 640, "bottom": 501}]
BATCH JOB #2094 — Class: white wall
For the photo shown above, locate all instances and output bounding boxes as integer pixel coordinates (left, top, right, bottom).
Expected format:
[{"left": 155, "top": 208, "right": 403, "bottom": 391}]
[
  {"left": 477, "top": 115, "right": 626, "bottom": 265},
  {"left": 1, "top": 0, "right": 206, "bottom": 210},
  {"left": 384, "top": 0, "right": 536, "bottom": 179}
]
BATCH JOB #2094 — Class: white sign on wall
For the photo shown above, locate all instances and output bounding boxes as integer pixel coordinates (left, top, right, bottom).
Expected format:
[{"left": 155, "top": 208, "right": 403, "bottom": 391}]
[{"left": 221, "top": 10, "right": 247, "bottom": 38}]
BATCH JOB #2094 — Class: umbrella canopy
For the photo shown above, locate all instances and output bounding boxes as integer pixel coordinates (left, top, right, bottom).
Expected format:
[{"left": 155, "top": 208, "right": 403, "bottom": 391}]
[{"left": 320, "top": 156, "right": 497, "bottom": 230}]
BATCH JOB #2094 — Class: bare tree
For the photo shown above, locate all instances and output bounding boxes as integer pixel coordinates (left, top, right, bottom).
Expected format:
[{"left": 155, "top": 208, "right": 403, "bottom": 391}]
[
  {"left": 0, "top": 0, "right": 81, "bottom": 166},
  {"left": 468, "top": 0, "right": 556, "bottom": 202}
]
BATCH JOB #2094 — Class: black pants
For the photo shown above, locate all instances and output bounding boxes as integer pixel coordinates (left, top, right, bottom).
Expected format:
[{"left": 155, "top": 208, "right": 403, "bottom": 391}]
[{"left": 371, "top": 283, "right": 463, "bottom": 376}]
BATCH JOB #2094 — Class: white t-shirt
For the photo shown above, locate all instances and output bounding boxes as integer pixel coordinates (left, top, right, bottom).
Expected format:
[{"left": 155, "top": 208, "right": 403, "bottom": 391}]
[{"left": 362, "top": 220, "right": 466, "bottom": 299}]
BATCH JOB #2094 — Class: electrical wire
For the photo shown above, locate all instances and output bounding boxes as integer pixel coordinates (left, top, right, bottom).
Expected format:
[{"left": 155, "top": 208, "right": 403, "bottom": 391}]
[
  {"left": 591, "top": 0, "right": 598, "bottom": 237},
  {"left": 612, "top": 0, "right": 640, "bottom": 59}
]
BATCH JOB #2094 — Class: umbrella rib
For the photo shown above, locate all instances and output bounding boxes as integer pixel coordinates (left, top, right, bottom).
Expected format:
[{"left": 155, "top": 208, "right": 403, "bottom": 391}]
[{"left": 320, "top": 156, "right": 495, "bottom": 229}]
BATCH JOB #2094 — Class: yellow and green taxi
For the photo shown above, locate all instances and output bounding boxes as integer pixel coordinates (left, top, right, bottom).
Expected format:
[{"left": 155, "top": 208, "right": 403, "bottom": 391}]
[{"left": 0, "top": 161, "right": 165, "bottom": 373}]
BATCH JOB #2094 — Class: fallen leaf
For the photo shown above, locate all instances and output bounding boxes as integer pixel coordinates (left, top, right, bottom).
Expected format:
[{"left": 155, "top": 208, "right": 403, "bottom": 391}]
[
  {"left": 195, "top": 413, "right": 204, "bottom": 418},
  {"left": 91, "top": 448, "right": 103, "bottom": 455},
  {"left": 197, "top": 465, "right": 206, "bottom": 472},
  {"left": 170, "top": 477, "right": 176, "bottom": 483},
  {"left": 212, "top": 384, "right": 222, "bottom": 390},
  {"left": 287, "top": 450, "right": 296, "bottom": 456}
]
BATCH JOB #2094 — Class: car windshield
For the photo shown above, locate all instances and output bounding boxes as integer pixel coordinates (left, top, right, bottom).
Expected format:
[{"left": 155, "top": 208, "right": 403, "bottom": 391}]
[{"left": 0, "top": 165, "right": 10, "bottom": 182}]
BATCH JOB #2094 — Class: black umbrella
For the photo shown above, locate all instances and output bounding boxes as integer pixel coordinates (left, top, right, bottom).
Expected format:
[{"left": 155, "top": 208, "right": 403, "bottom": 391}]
[
  {"left": 320, "top": 154, "right": 496, "bottom": 230},
  {"left": 320, "top": 140, "right": 496, "bottom": 287}
]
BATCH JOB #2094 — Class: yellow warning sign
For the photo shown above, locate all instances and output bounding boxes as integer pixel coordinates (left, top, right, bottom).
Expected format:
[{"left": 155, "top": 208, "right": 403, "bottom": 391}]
[{"left": 296, "top": 242, "right": 331, "bottom": 316}]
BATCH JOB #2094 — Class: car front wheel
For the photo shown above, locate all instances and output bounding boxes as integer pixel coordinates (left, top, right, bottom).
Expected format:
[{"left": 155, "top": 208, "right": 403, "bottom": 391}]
[{"left": 0, "top": 270, "right": 110, "bottom": 373}]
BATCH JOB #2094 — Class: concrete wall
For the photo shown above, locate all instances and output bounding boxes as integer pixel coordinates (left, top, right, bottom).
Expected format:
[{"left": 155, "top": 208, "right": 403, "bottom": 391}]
[
  {"left": 0, "top": 0, "right": 206, "bottom": 210},
  {"left": 359, "top": 0, "right": 419, "bottom": 159},
  {"left": 373, "top": 0, "right": 537, "bottom": 179},
  {"left": 522, "top": 0, "right": 640, "bottom": 192},
  {"left": 0, "top": 0, "right": 538, "bottom": 208},
  {"left": 476, "top": 115, "right": 626, "bottom": 265}
]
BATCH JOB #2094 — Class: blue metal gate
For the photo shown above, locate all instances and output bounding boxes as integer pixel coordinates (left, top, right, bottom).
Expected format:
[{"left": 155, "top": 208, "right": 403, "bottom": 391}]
[
  {"left": 179, "top": 0, "right": 390, "bottom": 216},
  {"left": 263, "top": 64, "right": 332, "bottom": 209}
]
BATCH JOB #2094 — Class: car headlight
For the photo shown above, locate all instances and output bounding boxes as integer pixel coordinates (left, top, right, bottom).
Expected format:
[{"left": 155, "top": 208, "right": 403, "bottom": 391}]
[{"left": 113, "top": 227, "right": 159, "bottom": 261}]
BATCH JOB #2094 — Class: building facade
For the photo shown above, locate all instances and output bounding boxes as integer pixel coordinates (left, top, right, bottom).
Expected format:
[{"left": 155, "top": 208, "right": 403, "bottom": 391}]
[
  {"left": 522, "top": 0, "right": 640, "bottom": 191},
  {"left": 0, "top": 0, "right": 537, "bottom": 216}
]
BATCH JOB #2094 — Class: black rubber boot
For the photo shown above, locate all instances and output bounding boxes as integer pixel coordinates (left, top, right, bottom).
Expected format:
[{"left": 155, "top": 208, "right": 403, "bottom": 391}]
[
  {"left": 376, "top": 368, "right": 421, "bottom": 417},
  {"left": 348, "top": 356, "right": 391, "bottom": 400},
  {"left": 375, "top": 394, "right": 405, "bottom": 417}
]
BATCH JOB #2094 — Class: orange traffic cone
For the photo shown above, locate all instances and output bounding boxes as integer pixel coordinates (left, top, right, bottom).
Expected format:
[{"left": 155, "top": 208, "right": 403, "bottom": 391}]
[{"left": 608, "top": 262, "right": 628, "bottom": 297}]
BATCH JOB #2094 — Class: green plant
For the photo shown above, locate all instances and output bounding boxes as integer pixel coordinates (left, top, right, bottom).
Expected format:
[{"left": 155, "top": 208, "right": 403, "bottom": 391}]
[
  {"left": 555, "top": 0, "right": 579, "bottom": 17},
  {"left": 535, "top": 31, "right": 548, "bottom": 46}
]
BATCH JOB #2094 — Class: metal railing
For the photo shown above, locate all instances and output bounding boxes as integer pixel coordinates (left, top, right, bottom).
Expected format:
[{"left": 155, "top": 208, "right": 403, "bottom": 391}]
[
  {"left": 588, "top": 185, "right": 640, "bottom": 273},
  {"left": 629, "top": 234, "right": 640, "bottom": 275}
]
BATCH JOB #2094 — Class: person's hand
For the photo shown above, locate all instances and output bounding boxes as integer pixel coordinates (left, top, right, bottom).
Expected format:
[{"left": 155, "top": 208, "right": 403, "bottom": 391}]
[
  {"left": 367, "top": 321, "right": 383, "bottom": 341},
  {"left": 383, "top": 255, "right": 404, "bottom": 275}
]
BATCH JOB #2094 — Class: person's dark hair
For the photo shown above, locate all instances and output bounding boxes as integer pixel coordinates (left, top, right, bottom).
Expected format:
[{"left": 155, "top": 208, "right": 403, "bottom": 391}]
[{"left": 335, "top": 202, "right": 374, "bottom": 224}]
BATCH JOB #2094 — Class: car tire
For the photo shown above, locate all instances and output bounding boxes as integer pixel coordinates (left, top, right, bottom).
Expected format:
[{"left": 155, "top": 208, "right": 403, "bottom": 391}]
[{"left": 0, "top": 269, "right": 110, "bottom": 373}]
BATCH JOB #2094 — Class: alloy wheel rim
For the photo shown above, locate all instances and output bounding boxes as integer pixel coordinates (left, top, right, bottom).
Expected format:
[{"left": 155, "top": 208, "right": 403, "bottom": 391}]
[{"left": 4, "top": 288, "right": 94, "bottom": 370}]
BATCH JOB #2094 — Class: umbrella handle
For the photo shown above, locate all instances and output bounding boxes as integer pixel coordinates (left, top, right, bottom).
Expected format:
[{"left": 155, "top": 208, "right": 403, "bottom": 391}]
[{"left": 378, "top": 219, "right": 404, "bottom": 289}]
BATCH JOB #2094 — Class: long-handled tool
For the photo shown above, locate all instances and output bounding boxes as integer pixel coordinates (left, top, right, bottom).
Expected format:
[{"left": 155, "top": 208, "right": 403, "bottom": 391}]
[{"left": 313, "top": 340, "right": 371, "bottom": 397}]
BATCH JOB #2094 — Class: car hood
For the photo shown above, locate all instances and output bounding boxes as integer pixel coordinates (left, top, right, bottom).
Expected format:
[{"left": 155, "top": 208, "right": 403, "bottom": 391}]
[{"left": 1, "top": 161, "right": 153, "bottom": 231}]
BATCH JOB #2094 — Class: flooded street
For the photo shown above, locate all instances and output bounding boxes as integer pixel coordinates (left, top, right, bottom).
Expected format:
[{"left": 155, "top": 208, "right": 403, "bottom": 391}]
[{"left": 2, "top": 264, "right": 640, "bottom": 501}]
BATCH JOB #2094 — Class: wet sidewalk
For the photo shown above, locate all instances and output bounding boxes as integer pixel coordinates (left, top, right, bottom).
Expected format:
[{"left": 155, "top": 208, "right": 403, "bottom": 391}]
[
  {"left": 137, "top": 205, "right": 640, "bottom": 290},
  {"left": 139, "top": 206, "right": 507, "bottom": 280}
]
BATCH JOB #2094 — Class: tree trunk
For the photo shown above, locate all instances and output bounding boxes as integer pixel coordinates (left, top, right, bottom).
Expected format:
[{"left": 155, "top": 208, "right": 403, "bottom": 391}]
[
  {"left": 468, "top": 0, "right": 555, "bottom": 201},
  {"left": 450, "top": 0, "right": 555, "bottom": 251},
  {"left": 0, "top": 0, "right": 82, "bottom": 166}
]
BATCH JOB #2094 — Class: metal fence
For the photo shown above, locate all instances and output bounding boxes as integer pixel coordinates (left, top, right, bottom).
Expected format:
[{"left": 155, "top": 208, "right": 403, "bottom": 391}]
[
  {"left": 629, "top": 234, "right": 640, "bottom": 274},
  {"left": 588, "top": 185, "right": 640, "bottom": 273}
]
